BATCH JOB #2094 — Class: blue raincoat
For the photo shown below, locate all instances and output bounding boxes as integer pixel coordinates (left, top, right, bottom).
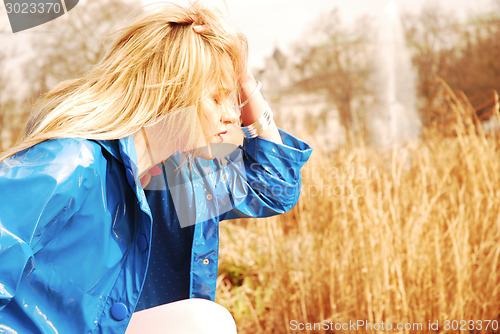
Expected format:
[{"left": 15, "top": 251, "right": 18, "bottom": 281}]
[{"left": 0, "top": 129, "right": 311, "bottom": 333}]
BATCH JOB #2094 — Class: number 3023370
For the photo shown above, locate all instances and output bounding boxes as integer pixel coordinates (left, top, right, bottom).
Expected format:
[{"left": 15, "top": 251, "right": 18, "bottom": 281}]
[
  {"left": 443, "top": 320, "right": 499, "bottom": 331},
  {"left": 5, "top": 2, "right": 62, "bottom": 14}
]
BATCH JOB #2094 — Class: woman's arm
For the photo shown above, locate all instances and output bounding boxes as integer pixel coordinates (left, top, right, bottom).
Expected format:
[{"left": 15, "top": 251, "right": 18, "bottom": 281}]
[
  {"left": 144, "top": 127, "right": 311, "bottom": 226},
  {"left": 222, "top": 128, "right": 311, "bottom": 220},
  {"left": 238, "top": 69, "right": 283, "bottom": 145}
]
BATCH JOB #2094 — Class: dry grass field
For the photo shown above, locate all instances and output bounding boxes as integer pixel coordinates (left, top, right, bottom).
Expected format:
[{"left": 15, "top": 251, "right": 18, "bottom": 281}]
[{"left": 216, "top": 90, "right": 500, "bottom": 333}]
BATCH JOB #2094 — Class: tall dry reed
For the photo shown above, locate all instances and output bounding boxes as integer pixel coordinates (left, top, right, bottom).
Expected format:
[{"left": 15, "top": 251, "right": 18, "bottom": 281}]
[{"left": 216, "top": 87, "right": 500, "bottom": 333}]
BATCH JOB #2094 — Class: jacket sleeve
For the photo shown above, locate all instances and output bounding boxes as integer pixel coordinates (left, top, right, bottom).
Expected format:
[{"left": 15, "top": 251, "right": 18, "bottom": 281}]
[
  {"left": 144, "top": 129, "right": 311, "bottom": 227},
  {"left": 0, "top": 139, "right": 96, "bottom": 310},
  {"left": 221, "top": 128, "right": 312, "bottom": 220}
]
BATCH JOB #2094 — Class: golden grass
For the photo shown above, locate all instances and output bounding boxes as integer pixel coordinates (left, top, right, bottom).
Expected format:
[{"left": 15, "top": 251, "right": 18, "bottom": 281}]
[{"left": 216, "top": 92, "right": 500, "bottom": 333}]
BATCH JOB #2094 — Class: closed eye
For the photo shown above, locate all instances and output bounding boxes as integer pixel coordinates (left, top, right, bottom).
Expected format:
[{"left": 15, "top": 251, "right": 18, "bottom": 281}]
[{"left": 211, "top": 88, "right": 233, "bottom": 103}]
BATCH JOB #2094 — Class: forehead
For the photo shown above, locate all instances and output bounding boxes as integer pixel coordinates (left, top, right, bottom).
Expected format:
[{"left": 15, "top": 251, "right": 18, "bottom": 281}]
[
  {"left": 207, "top": 75, "right": 235, "bottom": 97},
  {"left": 208, "top": 58, "right": 237, "bottom": 95}
]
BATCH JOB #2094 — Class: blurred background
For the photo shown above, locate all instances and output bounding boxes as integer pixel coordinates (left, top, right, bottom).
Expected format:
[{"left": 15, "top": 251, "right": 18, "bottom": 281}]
[
  {"left": 1, "top": 0, "right": 500, "bottom": 333},
  {"left": 1, "top": 0, "right": 499, "bottom": 150}
]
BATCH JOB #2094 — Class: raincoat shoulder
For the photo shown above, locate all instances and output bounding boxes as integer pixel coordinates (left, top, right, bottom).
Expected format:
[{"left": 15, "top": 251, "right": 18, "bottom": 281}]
[
  {"left": 0, "top": 138, "right": 101, "bottom": 306},
  {"left": 0, "top": 138, "right": 141, "bottom": 334}
]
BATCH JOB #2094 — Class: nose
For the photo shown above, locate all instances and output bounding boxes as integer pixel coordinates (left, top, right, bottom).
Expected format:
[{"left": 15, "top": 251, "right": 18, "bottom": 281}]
[{"left": 220, "top": 105, "right": 239, "bottom": 125}]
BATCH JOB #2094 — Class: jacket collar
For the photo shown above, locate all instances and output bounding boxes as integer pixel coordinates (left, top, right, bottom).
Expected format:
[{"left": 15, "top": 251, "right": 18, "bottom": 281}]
[
  {"left": 96, "top": 136, "right": 139, "bottom": 179},
  {"left": 96, "top": 136, "right": 153, "bottom": 222}
]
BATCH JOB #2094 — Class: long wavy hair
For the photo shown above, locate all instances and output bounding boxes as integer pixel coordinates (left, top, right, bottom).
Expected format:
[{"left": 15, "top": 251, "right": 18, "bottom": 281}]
[{"left": 0, "top": 2, "right": 246, "bottom": 162}]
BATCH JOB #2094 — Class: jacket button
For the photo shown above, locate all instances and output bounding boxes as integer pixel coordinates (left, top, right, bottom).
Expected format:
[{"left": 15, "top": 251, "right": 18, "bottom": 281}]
[
  {"left": 137, "top": 234, "right": 148, "bottom": 252},
  {"left": 206, "top": 194, "right": 212, "bottom": 200},
  {"left": 111, "top": 302, "right": 128, "bottom": 321},
  {"left": 203, "top": 259, "right": 209, "bottom": 265}
]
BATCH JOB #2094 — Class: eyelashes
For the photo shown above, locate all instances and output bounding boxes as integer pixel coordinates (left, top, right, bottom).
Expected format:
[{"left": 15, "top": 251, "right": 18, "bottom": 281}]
[
  {"left": 212, "top": 95, "right": 235, "bottom": 107},
  {"left": 210, "top": 88, "right": 235, "bottom": 105}
]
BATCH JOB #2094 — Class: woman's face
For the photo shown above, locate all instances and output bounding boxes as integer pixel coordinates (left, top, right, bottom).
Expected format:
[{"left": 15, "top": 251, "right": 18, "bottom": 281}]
[
  {"left": 139, "top": 88, "right": 239, "bottom": 169},
  {"left": 187, "top": 89, "right": 240, "bottom": 160},
  {"left": 200, "top": 89, "right": 239, "bottom": 144}
]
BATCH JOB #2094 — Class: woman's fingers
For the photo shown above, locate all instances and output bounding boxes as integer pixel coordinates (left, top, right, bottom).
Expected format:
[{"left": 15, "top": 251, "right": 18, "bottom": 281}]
[
  {"left": 192, "top": 25, "right": 209, "bottom": 33},
  {"left": 189, "top": 14, "right": 209, "bottom": 33}
]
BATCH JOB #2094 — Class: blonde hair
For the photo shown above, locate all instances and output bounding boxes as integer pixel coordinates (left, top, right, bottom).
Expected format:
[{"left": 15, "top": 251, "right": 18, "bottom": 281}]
[{"left": 0, "top": 2, "right": 247, "bottom": 162}]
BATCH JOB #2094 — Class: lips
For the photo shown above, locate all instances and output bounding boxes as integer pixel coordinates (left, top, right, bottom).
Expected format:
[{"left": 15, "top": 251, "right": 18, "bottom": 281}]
[{"left": 213, "top": 130, "right": 226, "bottom": 143}]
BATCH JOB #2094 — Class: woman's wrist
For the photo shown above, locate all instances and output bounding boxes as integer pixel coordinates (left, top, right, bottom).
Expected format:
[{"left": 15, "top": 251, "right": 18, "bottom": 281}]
[
  {"left": 238, "top": 69, "right": 257, "bottom": 92},
  {"left": 237, "top": 71, "right": 283, "bottom": 144},
  {"left": 238, "top": 71, "right": 261, "bottom": 123},
  {"left": 240, "top": 102, "right": 273, "bottom": 138},
  {"left": 237, "top": 81, "right": 261, "bottom": 109},
  {"left": 239, "top": 86, "right": 262, "bottom": 125}
]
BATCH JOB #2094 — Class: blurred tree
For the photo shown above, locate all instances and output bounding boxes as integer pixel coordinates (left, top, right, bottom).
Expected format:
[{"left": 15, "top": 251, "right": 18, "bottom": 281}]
[
  {"left": 438, "top": 14, "right": 500, "bottom": 97},
  {"left": 290, "top": 9, "right": 373, "bottom": 143},
  {"left": 405, "top": 5, "right": 500, "bottom": 128},
  {"left": 0, "top": 48, "right": 7, "bottom": 148},
  {"left": 0, "top": 0, "right": 141, "bottom": 146},
  {"left": 26, "top": 0, "right": 141, "bottom": 101},
  {"left": 404, "top": 5, "right": 457, "bottom": 104},
  {"left": 0, "top": 19, "right": 21, "bottom": 150}
]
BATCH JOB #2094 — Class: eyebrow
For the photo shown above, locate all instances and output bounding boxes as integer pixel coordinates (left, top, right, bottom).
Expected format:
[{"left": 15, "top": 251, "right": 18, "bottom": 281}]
[{"left": 211, "top": 88, "right": 233, "bottom": 98}]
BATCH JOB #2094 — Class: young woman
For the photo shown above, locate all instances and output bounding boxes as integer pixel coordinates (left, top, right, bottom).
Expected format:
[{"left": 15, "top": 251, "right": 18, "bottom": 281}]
[{"left": 0, "top": 3, "right": 311, "bottom": 333}]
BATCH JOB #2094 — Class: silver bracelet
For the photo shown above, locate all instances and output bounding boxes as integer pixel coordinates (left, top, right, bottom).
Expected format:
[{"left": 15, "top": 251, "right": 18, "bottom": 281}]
[
  {"left": 240, "top": 102, "right": 274, "bottom": 138},
  {"left": 237, "top": 81, "right": 262, "bottom": 109}
]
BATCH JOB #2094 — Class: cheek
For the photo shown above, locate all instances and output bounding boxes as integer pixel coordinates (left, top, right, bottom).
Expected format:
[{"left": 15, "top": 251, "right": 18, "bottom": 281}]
[{"left": 200, "top": 102, "right": 221, "bottom": 135}]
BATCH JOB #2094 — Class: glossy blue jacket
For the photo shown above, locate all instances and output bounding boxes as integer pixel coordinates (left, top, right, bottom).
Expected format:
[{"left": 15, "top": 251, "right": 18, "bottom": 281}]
[{"left": 0, "top": 129, "right": 311, "bottom": 333}]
